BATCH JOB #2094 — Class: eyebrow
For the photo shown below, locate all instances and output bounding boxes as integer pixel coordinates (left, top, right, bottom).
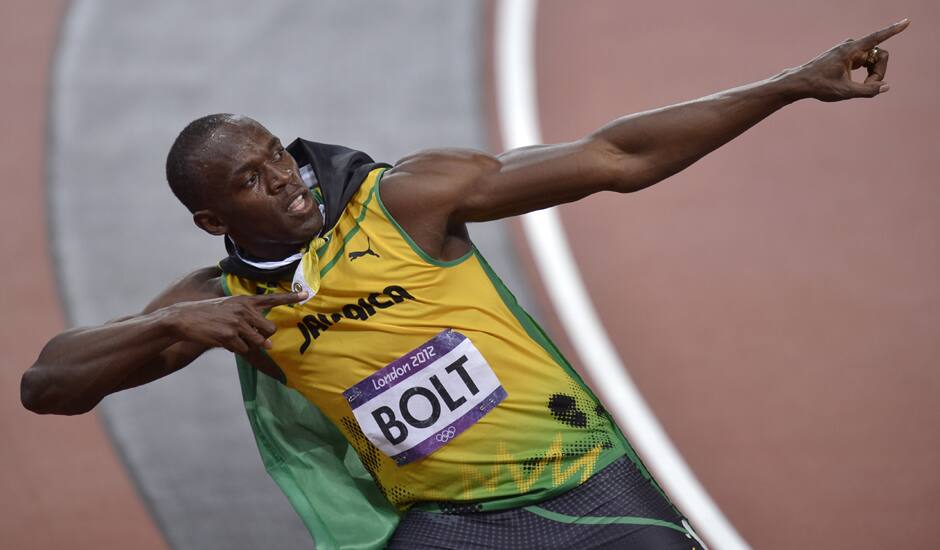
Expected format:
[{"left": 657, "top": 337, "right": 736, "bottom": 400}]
[{"left": 230, "top": 136, "right": 281, "bottom": 178}]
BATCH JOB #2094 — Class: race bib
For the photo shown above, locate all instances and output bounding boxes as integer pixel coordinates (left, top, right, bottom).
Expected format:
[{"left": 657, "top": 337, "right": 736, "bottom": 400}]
[{"left": 343, "top": 329, "right": 507, "bottom": 465}]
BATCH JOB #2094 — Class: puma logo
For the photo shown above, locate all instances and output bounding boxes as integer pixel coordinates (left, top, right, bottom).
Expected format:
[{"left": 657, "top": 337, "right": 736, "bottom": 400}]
[{"left": 348, "top": 236, "right": 380, "bottom": 261}]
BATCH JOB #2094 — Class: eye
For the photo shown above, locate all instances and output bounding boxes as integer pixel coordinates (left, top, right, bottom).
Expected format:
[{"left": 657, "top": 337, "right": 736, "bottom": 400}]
[
  {"left": 245, "top": 172, "right": 259, "bottom": 187},
  {"left": 273, "top": 148, "right": 284, "bottom": 162}
]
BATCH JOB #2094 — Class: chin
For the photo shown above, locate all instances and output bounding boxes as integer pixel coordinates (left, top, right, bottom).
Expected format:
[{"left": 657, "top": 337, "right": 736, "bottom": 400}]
[
  {"left": 293, "top": 220, "right": 324, "bottom": 243},
  {"left": 270, "top": 210, "right": 323, "bottom": 246}
]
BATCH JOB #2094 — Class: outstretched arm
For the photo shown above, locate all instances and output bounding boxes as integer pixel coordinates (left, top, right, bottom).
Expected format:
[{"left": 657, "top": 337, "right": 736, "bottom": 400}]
[
  {"left": 380, "top": 20, "right": 908, "bottom": 257},
  {"left": 581, "top": 19, "right": 903, "bottom": 195}
]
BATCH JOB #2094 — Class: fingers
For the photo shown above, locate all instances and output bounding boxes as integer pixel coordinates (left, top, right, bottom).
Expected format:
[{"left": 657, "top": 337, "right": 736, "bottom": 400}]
[
  {"left": 220, "top": 318, "right": 269, "bottom": 353},
  {"left": 839, "top": 21, "right": 902, "bottom": 100},
  {"left": 221, "top": 330, "right": 252, "bottom": 355},
  {"left": 219, "top": 290, "right": 307, "bottom": 353},
  {"left": 229, "top": 302, "right": 277, "bottom": 349},
  {"left": 243, "top": 308, "right": 277, "bottom": 347},
  {"left": 214, "top": 292, "right": 296, "bottom": 353},
  {"left": 865, "top": 48, "right": 889, "bottom": 83},
  {"left": 247, "top": 291, "right": 309, "bottom": 308},
  {"left": 856, "top": 18, "right": 910, "bottom": 50},
  {"left": 237, "top": 322, "right": 269, "bottom": 350},
  {"left": 251, "top": 314, "right": 277, "bottom": 338}
]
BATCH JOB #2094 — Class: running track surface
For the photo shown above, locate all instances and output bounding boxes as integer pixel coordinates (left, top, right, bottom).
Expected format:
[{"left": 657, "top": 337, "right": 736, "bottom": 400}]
[
  {"left": 532, "top": 2, "right": 939, "bottom": 548},
  {"left": 0, "top": 1, "right": 165, "bottom": 549},
  {"left": 3, "top": 2, "right": 938, "bottom": 549}
]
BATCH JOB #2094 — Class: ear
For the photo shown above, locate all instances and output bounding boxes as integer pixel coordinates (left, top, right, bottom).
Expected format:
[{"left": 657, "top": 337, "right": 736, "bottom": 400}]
[{"left": 193, "top": 209, "right": 227, "bottom": 236}]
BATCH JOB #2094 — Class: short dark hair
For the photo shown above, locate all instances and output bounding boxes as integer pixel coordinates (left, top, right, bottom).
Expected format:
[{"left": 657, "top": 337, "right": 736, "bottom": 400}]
[{"left": 165, "top": 113, "right": 237, "bottom": 213}]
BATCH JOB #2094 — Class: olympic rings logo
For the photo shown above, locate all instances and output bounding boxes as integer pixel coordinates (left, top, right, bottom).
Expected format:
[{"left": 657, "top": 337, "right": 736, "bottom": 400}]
[{"left": 435, "top": 426, "right": 457, "bottom": 443}]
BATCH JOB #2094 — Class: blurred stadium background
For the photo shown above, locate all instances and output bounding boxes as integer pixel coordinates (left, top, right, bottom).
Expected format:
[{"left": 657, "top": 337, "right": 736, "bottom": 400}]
[{"left": 2, "top": 1, "right": 937, "bottom": 548}]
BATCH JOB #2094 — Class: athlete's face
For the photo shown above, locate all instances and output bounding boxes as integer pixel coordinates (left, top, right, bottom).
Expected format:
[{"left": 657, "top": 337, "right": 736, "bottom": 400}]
[{"left": 194, "top": 118, "right": 322, "bottom": 257}]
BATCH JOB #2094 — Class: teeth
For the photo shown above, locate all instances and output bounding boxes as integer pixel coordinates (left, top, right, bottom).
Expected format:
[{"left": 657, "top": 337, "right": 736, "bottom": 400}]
[{"left": 288, "top": 194, "right": 305, "bottom": 212}]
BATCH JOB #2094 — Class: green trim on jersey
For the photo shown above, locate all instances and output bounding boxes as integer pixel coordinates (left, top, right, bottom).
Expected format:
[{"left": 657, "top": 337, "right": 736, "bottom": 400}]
[
  {"left": 375, "top": 169, "right": 474, "bottom": 267},
  {"left": 317, "top": 180, "right": 379, "bottom": 280}
]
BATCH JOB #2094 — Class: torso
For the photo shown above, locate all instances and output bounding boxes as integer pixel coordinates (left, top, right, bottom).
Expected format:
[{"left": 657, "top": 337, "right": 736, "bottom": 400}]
[{"left": 222, "top": 168, "right": 633, "bottom": 512}]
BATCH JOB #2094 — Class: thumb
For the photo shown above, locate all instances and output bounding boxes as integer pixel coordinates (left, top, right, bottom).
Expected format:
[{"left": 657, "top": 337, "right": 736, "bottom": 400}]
[{"left": 849, "top": 81, "right": 889, "bottom": 98}]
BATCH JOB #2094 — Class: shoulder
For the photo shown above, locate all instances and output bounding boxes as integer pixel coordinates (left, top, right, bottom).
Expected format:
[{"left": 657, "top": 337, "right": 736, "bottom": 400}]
[
  {"left": 379, "top": 148, "right": 498, "bottom": 213},
  {"left": 143, "top": 266, "right": 224, "bottom": 313},
  {"left": 385, "top": 148, "right": 498, "bottom": 181},
  {"left": 375, "top": 149, "right": 497, "bottom": 261}
]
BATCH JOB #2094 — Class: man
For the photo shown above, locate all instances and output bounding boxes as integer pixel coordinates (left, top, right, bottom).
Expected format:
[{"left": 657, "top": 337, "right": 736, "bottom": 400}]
[{"left": 22, "top": 20, "right": 907, "bottom": 549}]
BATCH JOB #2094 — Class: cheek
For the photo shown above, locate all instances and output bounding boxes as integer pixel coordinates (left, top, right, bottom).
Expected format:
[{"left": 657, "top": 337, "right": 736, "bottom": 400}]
[{"left": 225, "top": 196, "right": 283, "bottom": 227}]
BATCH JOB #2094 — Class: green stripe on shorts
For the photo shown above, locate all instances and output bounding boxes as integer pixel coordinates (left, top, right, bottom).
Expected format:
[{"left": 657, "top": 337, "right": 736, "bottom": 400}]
[{"left": 523, "top": 505, "right": 688, "bottom": 534}]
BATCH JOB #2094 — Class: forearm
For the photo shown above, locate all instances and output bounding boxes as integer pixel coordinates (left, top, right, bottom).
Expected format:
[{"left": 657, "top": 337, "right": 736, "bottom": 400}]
[
  {"left": 594, "top": 70, "right": 804, "bottom": 192},
  {"left": 21, "top": 310, "right": 181, "bottom": 415}
]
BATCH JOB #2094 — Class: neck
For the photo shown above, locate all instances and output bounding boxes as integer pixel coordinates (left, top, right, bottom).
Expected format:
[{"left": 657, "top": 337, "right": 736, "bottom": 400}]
[{"left": 231, "top": 237, "right": 304, "bottom": 261}]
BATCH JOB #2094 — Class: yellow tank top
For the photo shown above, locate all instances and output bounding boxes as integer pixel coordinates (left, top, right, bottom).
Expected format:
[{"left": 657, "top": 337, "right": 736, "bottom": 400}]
[{"left": 223, "top": 168, "right": 630, "bottom": 512}]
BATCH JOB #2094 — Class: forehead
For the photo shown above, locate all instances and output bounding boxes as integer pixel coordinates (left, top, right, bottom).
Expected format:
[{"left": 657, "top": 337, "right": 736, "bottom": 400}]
[
  {"left": 200, "top": 119, "right": 280, "bottom": 176},
  {"left": 208, "top": 119, "right": 275, "bottom": 156}
]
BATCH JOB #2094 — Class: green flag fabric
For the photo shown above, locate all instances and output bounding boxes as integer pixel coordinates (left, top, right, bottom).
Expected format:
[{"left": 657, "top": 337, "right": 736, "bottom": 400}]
[{"left": 236, "top": 356, "right": 400, "bottom": 549}]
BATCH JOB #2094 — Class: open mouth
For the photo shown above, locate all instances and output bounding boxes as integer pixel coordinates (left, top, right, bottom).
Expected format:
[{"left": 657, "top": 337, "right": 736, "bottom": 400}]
[{"left": 287, "top": 190, "right": 312, "bottom": 214}]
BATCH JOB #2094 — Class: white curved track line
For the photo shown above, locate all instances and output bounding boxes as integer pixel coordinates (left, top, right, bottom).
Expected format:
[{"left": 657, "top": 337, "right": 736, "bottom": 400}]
[{"left": 494, "top": 1, "right": 750, "bottom": 549}]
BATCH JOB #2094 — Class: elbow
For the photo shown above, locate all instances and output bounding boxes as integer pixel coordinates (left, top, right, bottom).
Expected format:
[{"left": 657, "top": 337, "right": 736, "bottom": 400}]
[
  {"left": 20, "top": 366, "right": 94, "bottom": 416},
  {"left": 20, "top": 367, "right": 46, "bottom": 413},
  {"left": 21, "top": 334, "right": 98, "bottom": 415}
]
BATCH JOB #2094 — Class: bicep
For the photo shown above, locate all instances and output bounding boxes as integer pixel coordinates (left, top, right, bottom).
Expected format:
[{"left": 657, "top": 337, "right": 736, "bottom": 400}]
[
  {"left": 142, "top": 265, "right": 223, "bottom": 313},
  {"left": 379, "top": 141, "right": 635, "bottom": 259},
  {"left": 458, "top": 140, "right": 619, "bottom": 221},
  {"left": 393, "top": 139, "right": 633, "bottom": 224}
]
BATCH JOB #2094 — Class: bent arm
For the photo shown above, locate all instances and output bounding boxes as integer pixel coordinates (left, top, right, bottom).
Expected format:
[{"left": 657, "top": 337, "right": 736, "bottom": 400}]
[{"left": 20, "top": 268, "right": 221, "bottom": 415}]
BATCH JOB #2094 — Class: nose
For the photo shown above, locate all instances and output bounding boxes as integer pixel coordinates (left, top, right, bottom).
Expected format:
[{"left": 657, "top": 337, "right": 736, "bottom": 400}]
[{"left": 266, "top": 164, "right": 293, "bottom": 194}]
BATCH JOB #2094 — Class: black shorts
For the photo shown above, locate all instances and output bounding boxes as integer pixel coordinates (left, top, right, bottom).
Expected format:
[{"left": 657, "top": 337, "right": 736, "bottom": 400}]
[{"left": 386, "top": 456, "right": 705, "bottom": 549}]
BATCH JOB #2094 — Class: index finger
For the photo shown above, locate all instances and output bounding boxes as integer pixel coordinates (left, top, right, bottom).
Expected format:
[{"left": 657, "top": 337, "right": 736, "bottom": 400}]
[
  {"left": 856, "top": 18, "right": 910, "bottom": 49},
  {"left": 246, "top": 291, "right": 309, "bottom": 308}
]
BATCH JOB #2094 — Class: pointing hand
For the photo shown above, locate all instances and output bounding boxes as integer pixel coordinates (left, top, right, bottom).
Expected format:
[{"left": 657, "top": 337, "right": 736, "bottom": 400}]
[
  {"left": 163, "top": 291, "right": 307, "bottom": 354},
  {"left": 789, "top": 19, "right": 909, "bottom": 102}
]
